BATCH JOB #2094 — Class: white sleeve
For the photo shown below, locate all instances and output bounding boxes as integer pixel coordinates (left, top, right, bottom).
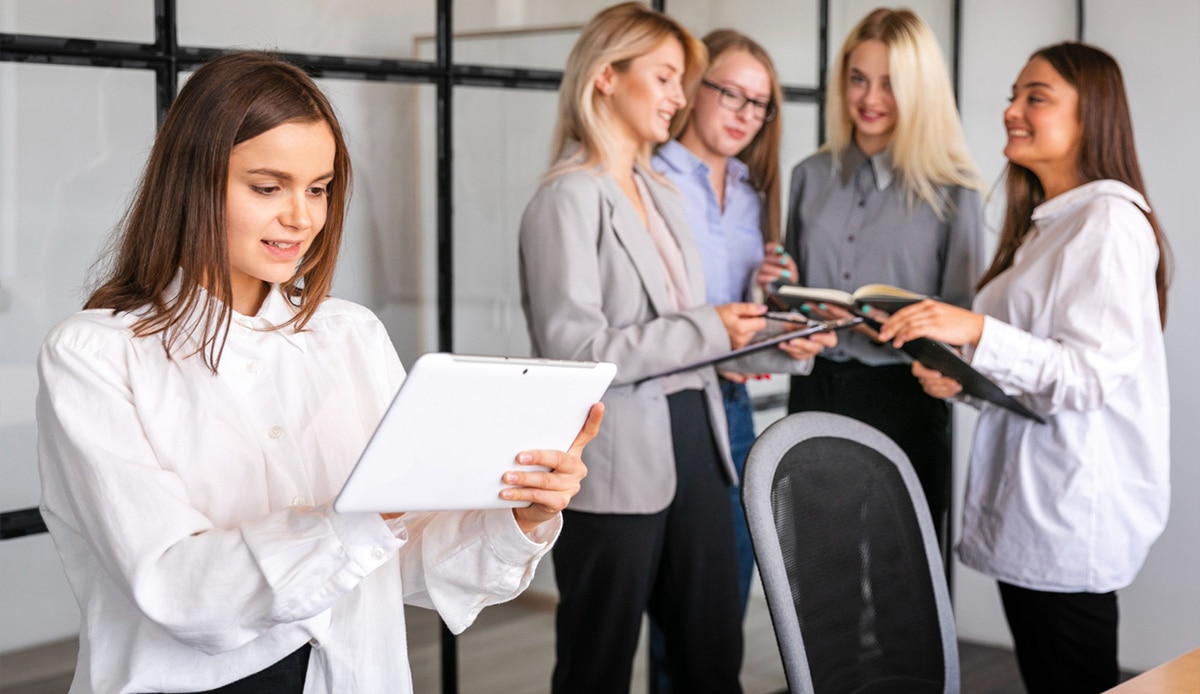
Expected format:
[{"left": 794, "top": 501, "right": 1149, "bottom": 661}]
[
  {"left": 969, "top": 204, "right": 1158, "bottom": 416},
  {"left": 37, "top": 321, "right": 404, "bottom": 655},
  {"left": 397, "top": 510, "right": 560, "bottom": 633}
]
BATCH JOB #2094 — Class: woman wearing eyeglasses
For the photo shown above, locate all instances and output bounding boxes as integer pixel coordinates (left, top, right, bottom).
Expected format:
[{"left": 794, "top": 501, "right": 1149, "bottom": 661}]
[
  {"left": 783, "top": 8, "right": 985, "bottom": 553},
  {"left": 652, "top": 29, "right": 832, "bottom": 624}
]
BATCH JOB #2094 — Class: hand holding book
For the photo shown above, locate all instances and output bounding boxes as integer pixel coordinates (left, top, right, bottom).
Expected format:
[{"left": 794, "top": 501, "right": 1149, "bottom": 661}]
[
  {"left": 875, "top": 298, "right": 986, "bottom": 351},
  {"left": 767, "top": 281, "right": 1044, "bottom": 423}
]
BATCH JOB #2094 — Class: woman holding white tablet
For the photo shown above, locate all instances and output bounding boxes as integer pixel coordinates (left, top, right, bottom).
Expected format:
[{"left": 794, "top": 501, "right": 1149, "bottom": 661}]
[{"left": 37, "top": 51, "right": 600, "bottom": 693}]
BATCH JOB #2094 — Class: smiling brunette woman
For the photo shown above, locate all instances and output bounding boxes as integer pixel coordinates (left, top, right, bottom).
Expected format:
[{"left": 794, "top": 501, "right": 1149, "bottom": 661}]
[
  {"left": 37, "top": 51, "right": 599, "bottom": 694},
  {"left": 518, "top": 4, "right": 766, "bottom": 692},
  {"left": 879, "top": 43, "right": 1171, "bottom": 694}
]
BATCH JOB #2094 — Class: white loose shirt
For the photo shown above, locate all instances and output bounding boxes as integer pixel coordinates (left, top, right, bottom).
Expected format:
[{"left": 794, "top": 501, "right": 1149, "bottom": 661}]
[
  {"left": 958, "top": 180, "right": 1170, "bottom": 593},
  {"left": 37, "top": 284, "right": 558, "bottom": 693}
]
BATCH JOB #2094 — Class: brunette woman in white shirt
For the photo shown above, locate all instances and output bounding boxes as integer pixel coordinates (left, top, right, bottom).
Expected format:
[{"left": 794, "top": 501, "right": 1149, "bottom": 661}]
[
  {"left": 37, "top": 51, "right": 600, "bottom": 694},
  {"left": 879, "top": 42, "right": 1171, "bottom": 694}
]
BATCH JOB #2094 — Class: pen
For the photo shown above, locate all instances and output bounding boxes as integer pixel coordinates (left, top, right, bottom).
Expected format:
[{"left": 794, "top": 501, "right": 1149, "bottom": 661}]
[{"left": 766, "top": 311, "right": 812, "bottom": 325}]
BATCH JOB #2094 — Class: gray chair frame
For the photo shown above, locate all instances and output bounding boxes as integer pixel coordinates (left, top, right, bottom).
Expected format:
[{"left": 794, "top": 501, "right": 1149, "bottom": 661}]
[{"left": 742, "top": 411, "right": 960, "bottom": 694}]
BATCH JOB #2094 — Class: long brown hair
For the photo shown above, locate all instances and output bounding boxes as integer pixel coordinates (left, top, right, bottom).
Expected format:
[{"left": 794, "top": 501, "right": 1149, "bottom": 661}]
[
  {"left": 86, "top": 51, "right": 353, "bottom": 370},
  {"left": 670, "top": 29, "right": 784, "bottom": 243},
  {"left": 978, "top": 42, "right": 1170, "bottom": 327}
]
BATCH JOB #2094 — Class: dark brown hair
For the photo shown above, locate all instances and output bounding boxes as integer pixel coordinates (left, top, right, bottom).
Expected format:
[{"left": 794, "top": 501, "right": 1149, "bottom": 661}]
[
  {"left": 86, "top": 51, "right": 353, "bottom": 369},
  {"left": 670, "top": 29, "right": 784, "bottom": 243},
  {"left": 978, "top": 42, "right": 1170, "bottom": 326}
]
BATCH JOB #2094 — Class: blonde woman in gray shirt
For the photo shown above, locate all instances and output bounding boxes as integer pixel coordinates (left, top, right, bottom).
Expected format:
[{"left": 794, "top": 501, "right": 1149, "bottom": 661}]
[{"left": 780, "top": 8, "right": 985, "bottom": 555}]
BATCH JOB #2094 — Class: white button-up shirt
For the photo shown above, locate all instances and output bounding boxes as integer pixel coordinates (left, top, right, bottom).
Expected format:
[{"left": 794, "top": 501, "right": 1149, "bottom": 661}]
[
  {"left": 37, "top": 284, "right": 558, "bottom": 693},
  {"left": 959, "top": 180, "right": 1170, "bottom": 592}
]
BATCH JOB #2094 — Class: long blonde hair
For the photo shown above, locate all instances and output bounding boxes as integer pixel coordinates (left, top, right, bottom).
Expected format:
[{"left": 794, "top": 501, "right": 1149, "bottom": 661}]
[
  {"left": 670, "top": 29, "right": 784, "bottom": 243},
  {"left": 825, "top": 8, "right": 981, "bottom": 215},
  {"left": 547, "top": 2, "right": 706, "bottom": 180}
]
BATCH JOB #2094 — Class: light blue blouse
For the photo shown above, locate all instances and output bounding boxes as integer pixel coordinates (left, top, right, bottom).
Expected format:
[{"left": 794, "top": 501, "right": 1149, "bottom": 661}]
[{"left": 652, "top": 139, "right": 766, "bottom": 305}]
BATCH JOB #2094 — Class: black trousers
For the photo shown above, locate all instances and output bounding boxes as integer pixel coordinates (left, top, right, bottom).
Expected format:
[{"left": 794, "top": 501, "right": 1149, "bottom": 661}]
[
  {"left": 789, "top": 359, "right": 952, "bottom": 553},
  {"left": 551, "top": 390, "right": 744, "bottom": 694},
  {"left": 999, "top": 582, "right": 1120, "bottom": 694}
]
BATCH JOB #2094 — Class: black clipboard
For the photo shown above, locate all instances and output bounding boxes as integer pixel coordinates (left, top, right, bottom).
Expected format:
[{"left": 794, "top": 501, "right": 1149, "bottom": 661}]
[{"left": 638, "top": 316, "right": 863, "bottom": 383}]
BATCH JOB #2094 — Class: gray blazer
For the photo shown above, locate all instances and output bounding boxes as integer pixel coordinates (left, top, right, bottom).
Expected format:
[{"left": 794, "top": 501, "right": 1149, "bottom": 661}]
[{"left": 519, "top": 166, "right": 735, "bottom": 514}]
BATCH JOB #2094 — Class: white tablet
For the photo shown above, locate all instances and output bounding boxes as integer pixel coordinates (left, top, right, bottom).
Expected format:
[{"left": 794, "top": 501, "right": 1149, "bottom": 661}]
[{"left": 334, "top": 353, "right": 616, "bottom": 514}]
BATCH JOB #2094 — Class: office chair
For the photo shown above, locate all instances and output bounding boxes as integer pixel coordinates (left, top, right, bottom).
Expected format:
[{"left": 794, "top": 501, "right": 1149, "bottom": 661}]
[{"left": 742, "top": 412, "right": 959, "bottom": 694}]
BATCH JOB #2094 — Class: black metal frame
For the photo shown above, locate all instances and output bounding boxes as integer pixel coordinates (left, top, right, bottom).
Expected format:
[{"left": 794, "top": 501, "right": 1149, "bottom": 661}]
[{"left": 1, "top": 0, "right": 1003, "bottom": 689}]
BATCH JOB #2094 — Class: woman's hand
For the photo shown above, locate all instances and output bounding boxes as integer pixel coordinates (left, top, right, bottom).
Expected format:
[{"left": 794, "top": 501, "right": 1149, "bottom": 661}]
[
  {"left": 778, "top": 329, "right": 837, "bottom": 360},
  {"left": 756, "top": 243, "right": 799, "bottom": 290},
  {"left": 912, "top": 361, "right": 963, "bottom": 400},
  {"left": 507, "top": 403, "right": 604, "bottom": 534},
  {"left": 877, "top": 299, "right": 985, "bottom": 348},
  {"left": 715, "top": 303, "right": 768, "bottom": 350}
]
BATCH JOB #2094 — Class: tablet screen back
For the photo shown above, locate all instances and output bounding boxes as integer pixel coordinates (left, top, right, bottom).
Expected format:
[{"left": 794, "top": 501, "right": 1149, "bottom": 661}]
[{"left": 334, "top": 353, "right": 616, "bottom": 513}]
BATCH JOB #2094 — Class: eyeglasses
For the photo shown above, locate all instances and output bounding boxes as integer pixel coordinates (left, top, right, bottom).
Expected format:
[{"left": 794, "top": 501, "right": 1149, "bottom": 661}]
[{"left": 701, "top": 80, "right": 777, "bottom": 122}]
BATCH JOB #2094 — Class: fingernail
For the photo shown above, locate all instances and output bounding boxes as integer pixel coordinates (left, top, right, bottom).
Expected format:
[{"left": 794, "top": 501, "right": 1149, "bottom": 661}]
[
  {"left": 818, "top": 303, "right": 827, "bottom": 311},
  {"left": 518, "top": 453, "right": 532, "bottom": 463},
  {"left": 501, "top": 490, "right": 516, "bottom": 499},
  {"left": 861, "top": 304, "right": 871, "bottom": 313},
  {"left": 781, "top": 270, "right": 792, "bottom": 279},
  {"left": 800, "top": 304, "right": 811, "bottom": 313},
  {"left": 775, "top": 244, "right": 784, "bottom": 254},
  {"left": 778, "top": 257, "right": 787, "bottom": 266},
  {"left": 504, "top": 472, "right": 519, "bottom": 483}
]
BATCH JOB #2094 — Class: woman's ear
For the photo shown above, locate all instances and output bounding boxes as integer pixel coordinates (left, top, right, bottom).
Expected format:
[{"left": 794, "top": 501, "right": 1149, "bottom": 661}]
[{"left": 594, "top": 65, "right": 616, "bottom": 97}]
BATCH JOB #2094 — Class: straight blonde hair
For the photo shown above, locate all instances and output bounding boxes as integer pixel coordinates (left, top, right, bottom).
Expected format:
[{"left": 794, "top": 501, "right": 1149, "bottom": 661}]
[
  {"left": 547, "top": 2, "right": 706, "bottom": 180},
  {"left": 825, "top": 8, "right": 981, "bottom": 215},
  {"left": 670, "top": 30, "right": 784, "bottom": 243}
]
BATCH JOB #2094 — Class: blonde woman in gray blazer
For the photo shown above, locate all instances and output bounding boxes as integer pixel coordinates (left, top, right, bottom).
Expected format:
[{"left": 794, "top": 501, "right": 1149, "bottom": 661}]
[{"left": 519, "top": 5, "right": 830, "bottom": 693}]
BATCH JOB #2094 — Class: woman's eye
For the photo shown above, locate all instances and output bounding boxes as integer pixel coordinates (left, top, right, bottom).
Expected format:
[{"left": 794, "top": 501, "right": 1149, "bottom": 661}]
[
  {"left": 308, "top": 186, "right": 328, "bottom": 196},
  {"left": 252, "top": 185, "right": 278, "bottom": 195}
]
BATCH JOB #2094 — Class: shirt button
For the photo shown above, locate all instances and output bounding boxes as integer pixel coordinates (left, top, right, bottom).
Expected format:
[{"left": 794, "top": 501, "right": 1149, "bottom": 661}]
[
  {"left": 268, "top": 426, "right": 284, "bottom": 439},
  {"left": 847, "top": 234, "right": 856, "bottom": 242},
  {"left": 309, "top": 638, "right": 321, "bottom": 649},
  {"left": 246, "top": 362, "right": 261, "bottom": 374},
  {"left": 857, "top": 199, "right": 866, "bottom": 207},
  {"left": 843, "top": 272, "right": 851, "bottom": 280},
  {"left": 371, "top": 547, "right": 386, "bottom": 561},
  {"left": 291, "top": 496, "right": 306, "bottom": 507}
]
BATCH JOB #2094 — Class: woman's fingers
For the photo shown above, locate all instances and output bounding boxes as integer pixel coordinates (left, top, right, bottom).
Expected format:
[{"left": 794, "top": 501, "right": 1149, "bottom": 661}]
[{"left": 507, "top": 403, "right": 603, "bottom": 531}]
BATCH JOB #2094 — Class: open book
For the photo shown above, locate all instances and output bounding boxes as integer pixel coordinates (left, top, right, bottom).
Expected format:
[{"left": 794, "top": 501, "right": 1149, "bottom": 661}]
[
  {"left": 767, "top": 282, "right": 1045, "bottom": 423},
  {"left": 773, "top": 282, "right": 928, "bottom": 314}
]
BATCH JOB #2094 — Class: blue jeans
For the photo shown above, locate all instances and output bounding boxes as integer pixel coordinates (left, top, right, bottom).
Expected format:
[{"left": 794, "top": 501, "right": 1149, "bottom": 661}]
[
  {"left": 721, "top": 379, "right": 757, "bottom": 615},
  {"left": 649, "top": 380, "right": 756, "bottom": 693}
]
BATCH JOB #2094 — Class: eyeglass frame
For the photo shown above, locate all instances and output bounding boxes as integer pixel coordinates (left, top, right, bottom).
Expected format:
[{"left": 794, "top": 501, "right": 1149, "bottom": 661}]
[{"left": 700, "top": 80, "right": 777, "bottom": 123}]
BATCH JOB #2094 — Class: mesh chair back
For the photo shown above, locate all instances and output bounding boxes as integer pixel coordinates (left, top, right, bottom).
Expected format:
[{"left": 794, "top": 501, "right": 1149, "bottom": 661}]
[{"left": 743, "top": 412, "right": 959, "bottom": 694}]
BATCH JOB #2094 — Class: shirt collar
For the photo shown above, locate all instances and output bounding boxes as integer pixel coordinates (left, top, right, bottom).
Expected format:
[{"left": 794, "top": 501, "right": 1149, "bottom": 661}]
[
  {"left": 1031, "top": 179, "right": 1151, "bottom": 222},
  {"left": 232, "top": 285, "right": 308, "bottom": 351},
  {"left": 656, "top": 138, "right": 751, "bottom": 184},
  {"left": 160, "top": 270, "right": 308, "bottom": 353},
  {"left": 839, "top": 143, "right": 895, "bottom": 192}
]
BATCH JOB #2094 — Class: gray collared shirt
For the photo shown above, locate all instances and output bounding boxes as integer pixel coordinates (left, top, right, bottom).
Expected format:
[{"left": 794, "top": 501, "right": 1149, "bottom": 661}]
[{"left": 784, "top": 145, "right": 985, "bottom": 364}]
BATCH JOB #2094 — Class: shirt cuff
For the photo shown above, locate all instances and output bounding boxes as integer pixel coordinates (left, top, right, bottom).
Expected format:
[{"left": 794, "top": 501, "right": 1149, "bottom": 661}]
[{"left": 482, "top": 509, "right": 560, "bottom": 565}]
